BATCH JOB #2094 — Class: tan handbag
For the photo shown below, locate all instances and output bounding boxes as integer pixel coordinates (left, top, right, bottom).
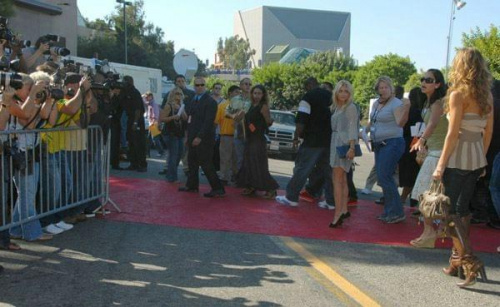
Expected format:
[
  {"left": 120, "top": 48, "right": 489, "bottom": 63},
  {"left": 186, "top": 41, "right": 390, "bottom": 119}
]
[{"left": 418, "top": 181, "right": 450, "bottom": 220}]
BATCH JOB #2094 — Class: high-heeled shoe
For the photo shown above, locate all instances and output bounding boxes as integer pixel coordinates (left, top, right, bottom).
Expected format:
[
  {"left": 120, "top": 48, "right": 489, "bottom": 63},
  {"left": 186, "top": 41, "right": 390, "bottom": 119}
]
[
  {"left": 410, "top": 231, "right": 436, "bottom": 249},
  {"left": 329, "top": 215, "right": 344, "bottom": 228},
  {"left": 342, "top": 212, "right": 351, "bottom": 219},
  {"left": 262, "top": 190, "right": 277, "bottom": 199},
  {"left": 457, "top": 255, "right": 487, "bottom": 288},
  {"left": 241, "top": 188, "right": 256, "bottom": 196},
  {"left": 443, "top": 249, "right": 463, "bottom": 278}
]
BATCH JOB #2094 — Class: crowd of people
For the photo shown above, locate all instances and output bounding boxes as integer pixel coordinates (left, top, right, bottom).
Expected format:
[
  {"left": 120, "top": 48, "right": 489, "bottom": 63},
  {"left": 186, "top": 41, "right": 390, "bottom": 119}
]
[{"left": 1, "top": 34, "right": 499, "bottom": 287}]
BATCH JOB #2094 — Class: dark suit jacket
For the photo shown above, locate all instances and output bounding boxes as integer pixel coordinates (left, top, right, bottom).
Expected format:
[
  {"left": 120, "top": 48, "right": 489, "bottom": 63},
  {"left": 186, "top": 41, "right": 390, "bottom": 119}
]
[{"left": 186, "top": 92, "right": 217, "bottom": 144}]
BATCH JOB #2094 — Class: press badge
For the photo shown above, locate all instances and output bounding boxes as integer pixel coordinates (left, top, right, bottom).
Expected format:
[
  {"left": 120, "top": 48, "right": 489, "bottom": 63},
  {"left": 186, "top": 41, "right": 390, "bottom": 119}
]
[
  {"left": 248, "top": 123, "right": 256, "bottom": 132},
  {"left": 187, "top": 115, "right": 192, "bottom": 124}
]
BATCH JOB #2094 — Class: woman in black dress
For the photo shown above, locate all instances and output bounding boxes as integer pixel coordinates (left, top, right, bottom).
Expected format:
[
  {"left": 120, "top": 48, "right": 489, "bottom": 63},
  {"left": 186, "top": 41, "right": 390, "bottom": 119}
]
[{"left": 237, "top": 85, "right": 279, "bottom": 198}]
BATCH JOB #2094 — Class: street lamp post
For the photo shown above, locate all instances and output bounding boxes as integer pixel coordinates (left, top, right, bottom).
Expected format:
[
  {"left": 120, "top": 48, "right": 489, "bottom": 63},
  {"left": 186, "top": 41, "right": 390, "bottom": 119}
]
[
  {"left": 446, "top": 0, "right": 467, "bottom": 69},
  {"left": 116, "top": 0, "right": 132, "bottom": 64}
]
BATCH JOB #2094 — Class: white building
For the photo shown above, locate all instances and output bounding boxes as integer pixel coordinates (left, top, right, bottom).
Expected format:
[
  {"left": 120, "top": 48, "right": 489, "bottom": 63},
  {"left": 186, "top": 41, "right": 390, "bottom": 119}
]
[{"left": 234, "top": 6, "right": 351, "bottom": 68}]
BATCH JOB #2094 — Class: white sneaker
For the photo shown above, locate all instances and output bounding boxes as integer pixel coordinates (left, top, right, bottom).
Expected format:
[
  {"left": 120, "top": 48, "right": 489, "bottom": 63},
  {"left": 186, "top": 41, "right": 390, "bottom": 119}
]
[
  {"left": 44, "top": 224, "right": 64, "bottom": 235},
  {"left": 318, "top": 200, "right": 335, "bottom": 210},
  {"left": 55, "top": 221, "right": 74, "bottom": 231},
  {"left": 275, "top": 195, "right": 298, "bottom": 207},
  {"left": 361, "top": 188, "right": 372, "bottom": 195}
]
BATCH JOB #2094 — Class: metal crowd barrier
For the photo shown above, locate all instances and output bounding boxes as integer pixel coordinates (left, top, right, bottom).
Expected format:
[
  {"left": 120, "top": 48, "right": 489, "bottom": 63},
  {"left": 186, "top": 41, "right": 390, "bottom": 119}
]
[{"left": 0, "top": 125, "right": 116, "bottom": 232}]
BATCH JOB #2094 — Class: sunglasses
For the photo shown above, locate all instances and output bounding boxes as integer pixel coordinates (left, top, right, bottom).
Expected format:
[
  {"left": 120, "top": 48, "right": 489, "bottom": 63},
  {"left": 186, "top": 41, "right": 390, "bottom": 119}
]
[
  {"left": 420, "top": 77, "right": 435, "bottom": 84},
  {"left": 194, "top": 83, "right": 205, "bottom": 87}
]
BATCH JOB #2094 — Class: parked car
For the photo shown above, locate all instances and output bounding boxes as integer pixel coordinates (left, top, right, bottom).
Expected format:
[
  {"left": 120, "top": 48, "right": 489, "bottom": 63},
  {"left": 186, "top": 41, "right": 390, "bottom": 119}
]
[{"left": 267, "top": 110, "right": 297, "bottom": 160}]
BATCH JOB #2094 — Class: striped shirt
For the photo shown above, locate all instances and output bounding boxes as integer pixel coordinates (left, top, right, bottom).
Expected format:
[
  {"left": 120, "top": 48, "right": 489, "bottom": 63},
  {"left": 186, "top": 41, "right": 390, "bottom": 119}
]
[{"left": 447, "top": 113, "right": 487, "bottom": 170}]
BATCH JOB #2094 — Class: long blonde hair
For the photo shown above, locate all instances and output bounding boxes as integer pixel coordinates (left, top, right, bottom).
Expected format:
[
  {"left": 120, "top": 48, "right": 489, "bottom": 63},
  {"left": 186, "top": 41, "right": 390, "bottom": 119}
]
[
  {"left": 166, "top": 86, "right": 184, "bottom": 105},
  {"left": 446, "top": 48, "right": 492, "bottom": 115},
  {"left": 331, "top": 80, "right": 354, "bottom": 111}
]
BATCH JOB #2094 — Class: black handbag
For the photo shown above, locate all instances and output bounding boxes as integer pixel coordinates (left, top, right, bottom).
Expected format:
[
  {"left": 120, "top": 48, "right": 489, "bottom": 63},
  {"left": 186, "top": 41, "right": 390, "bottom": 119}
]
[{"left": 336, "top": 144, "right": 362, "bottom": 158}]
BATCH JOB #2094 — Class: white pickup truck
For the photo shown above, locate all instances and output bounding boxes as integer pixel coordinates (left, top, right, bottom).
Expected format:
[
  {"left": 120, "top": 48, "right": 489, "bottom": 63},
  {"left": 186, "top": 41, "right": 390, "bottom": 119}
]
[{"left": 267, "top": 110, "right": 298, "bottom": 160}]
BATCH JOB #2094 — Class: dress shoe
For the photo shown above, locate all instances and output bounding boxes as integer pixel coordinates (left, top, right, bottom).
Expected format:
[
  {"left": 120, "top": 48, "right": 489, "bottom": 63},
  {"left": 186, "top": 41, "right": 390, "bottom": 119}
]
[
  {"left": 203, "top": 189, "right": 225, "bottom": 198},
  {"left": 487, "top": 221, "right": 500, "bottom": 230},
  {"left": 375, "top": 197, "right": 385, "bottom": 205},
  {"left": 329, "top": 215, "right": 344, "bottom": 228},
  {"left": 178, "top": 187, "right": 199, "bottom": 192},
  {"left": 342, "top": 212, "right": 351, "bottom": 219}
]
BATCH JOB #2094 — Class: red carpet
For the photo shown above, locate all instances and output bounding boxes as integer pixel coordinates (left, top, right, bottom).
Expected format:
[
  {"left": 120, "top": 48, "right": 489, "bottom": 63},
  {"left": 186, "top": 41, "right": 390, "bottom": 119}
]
[{"left": 106, "top": 176, "right": 499, "bottom": 253}]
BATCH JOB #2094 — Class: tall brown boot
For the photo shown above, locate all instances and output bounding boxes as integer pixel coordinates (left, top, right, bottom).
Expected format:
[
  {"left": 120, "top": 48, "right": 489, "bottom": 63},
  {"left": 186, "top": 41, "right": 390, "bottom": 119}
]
[{"left": 445, "top": 214, "right": 487, "bottom": 287}]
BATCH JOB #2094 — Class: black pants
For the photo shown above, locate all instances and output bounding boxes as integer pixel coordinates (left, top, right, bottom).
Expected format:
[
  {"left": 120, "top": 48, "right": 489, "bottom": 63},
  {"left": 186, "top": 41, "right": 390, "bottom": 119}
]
[
  {"left": 127, "top": 125, "right": 147, "bottom": 169},
  {"left": 110, "top": 120, "right": 121, "bottom": 168},
  {"left": 186, "top": 141, "right": 223, "bottom": 191}
]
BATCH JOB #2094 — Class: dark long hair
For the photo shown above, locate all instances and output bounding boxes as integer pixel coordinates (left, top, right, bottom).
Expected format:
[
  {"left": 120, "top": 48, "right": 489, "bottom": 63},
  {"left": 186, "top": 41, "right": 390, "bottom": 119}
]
[
  {"left": 250, "top": 84, "right": 269, "bottom": 105},
  {"left": 427, "top": 69, "right": 447, "bottom": 105},
  {"left": 409, "top": 86, "right": 425, "bottom": 110}
]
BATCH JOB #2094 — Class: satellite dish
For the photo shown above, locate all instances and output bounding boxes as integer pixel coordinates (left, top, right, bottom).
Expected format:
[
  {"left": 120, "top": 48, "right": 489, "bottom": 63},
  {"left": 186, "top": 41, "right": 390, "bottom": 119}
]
[{"left": 173, "top": 49, "right": 198, "bottom": 80}]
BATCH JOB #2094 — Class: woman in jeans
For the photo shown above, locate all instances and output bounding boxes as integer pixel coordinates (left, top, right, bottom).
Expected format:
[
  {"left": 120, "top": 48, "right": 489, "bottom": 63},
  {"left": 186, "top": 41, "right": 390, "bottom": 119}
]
[
  {"left": 160, "top": 87, "right": 187, "bottom": 182},
  {"left": 4, "top": 72, "right": 55, "bottom": 241},
  {"left": 409, "top": 69, "right": 448, "bottom": 248},
  {"left": 366, "top": 76, "right": 410, "bottom": 224},
  {"left": 433, "top": 48, "right": 493, "bottom": 287},
  {"left": 328, "top": 80, "right": 359, "bottom": 227}
]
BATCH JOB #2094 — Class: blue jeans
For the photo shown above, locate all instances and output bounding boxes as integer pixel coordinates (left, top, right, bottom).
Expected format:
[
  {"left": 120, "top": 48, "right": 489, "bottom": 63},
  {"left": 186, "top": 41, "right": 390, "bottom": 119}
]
[
  {"left": 10, "top": 163, "right": 43, "bottom": 241},
  {"left": 234, "top": 137, "right": 245, "bottom": 172},
  {"left": 286, "top": 146, "right": 334, "bottom": 205},
  {"left": 39, "top": 152, "right": 63, "bottom": 226},
  {"left": 374, "top": 137, "right": 405, "bottom": 218},
  {"left": 490, "top": 152, "right": 500, "bottom": 218},
  {"left": 165, "top": 135, "right": 184, "bottom": 182}
]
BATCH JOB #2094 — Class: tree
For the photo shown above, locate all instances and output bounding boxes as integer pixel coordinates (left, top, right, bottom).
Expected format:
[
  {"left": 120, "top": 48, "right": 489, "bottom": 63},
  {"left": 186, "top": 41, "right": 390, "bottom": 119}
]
[
  {"left": 77, "top": 0, "right": 177, "bottom": 79},
  {"left": 405, "top": 72, "right": 423, "bottom": 92},
  {"left": 0, "top": 0, "right": 15, "bottom": 18},
  {"left": 353, "top": 53, "right": 416, "bottom": 112},
  {"left": 302, "top": 51, "right": 358, "bottom": 81},
  {"left": 217, "top": 35, "right": 255, "bottom": 70},
  {"left": 462, "top": 24, "right": 500, "bottom": 79}
]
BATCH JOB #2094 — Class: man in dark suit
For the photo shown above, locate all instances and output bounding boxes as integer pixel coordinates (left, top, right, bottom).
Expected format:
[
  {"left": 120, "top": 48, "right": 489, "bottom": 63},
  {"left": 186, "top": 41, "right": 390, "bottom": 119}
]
[
  {"left": 120, "top": 75, "right": 147, "bottom": 172},
  {"left": 179, "top": 76, "right": 225, "bottom": 197}
]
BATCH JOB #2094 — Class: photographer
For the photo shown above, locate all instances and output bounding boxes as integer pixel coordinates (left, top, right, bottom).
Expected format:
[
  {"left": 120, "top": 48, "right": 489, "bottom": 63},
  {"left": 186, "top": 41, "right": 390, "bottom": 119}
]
[
  {"left": 1, "top": 72, "right": 54, "bottom": 241},
  {"left": 22, "top": 35, "right": 60, "bottom": 74},
  {"left": 109, "top": 86, "right": 123, "bottom": 169},
  {"left": 120, "top": 75, "right": 147, "bottom": 172},
  {"left": 0, "top": 90, "right": 21, "bottom": 251}
]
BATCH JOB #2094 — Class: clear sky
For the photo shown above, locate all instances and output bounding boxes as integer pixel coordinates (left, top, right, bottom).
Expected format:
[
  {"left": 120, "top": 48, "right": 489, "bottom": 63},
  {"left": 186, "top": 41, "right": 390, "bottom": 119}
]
[{"left": 77, "top": 0, "right": 499, "bottom": 71}]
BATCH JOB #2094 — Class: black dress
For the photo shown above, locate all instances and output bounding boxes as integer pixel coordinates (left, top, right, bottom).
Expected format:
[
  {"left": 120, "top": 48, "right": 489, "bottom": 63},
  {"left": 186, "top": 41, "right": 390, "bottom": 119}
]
[
  {"left": 398, "top": 106, "right": 422, "bottom": 187},
  {"left": 237, "top": 103, "right": 279, "bottom": 191}
]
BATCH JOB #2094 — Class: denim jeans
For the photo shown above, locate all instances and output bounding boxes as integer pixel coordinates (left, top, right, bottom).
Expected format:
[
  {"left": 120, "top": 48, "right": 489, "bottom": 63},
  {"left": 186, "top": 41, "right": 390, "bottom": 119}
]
[
  {"left": 165, "top": 135, "right": 184, "bottom": 182},
  {"left": 10, "top": 163, "right": 43, "bottom": 241},
  {"left": 286, "top": 146, "right": 334, "bottom": 205},
  {"left": 443, "top": 167, "right": 484, "bottom": 217},
  {"left": 39, "top": 152, "right": 63, "bottom": 226},
  {"left": 374, "top": 137, "right": 405, "bottom": 218},
  {"left": 489, "top": 152, "right": 500, "bottom": 218},
  {"left": 0, "top": 158, "right": 10, "bottom": 246},
  {"left": 234, "top": 137, "right": 245, "bottom": 172}
]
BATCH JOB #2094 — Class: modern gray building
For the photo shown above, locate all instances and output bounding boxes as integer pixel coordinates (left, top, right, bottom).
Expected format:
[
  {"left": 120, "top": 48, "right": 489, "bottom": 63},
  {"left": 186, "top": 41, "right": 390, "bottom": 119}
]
[{"left": 234, "top": 6, "right": 351, "bottom": 68}]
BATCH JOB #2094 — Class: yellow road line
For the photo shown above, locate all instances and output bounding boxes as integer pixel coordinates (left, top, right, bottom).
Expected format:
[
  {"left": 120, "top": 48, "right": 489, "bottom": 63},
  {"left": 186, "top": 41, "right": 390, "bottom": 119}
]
[{"left": 280, "top": 237, "right": 381, "bottom": 307}]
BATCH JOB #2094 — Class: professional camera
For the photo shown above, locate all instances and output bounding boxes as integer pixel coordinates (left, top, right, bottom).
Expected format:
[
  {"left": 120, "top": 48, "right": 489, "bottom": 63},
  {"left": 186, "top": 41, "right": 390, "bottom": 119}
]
[
  {"left": 35, "top": 85, "right": 65, "bottom": 101},
  {"left": 0, "top": 57, "right": 22, "bottom": 72},
  {"left": 38, "top": 34, "right": 70, "bottom": 56},
  {"left": 0, "top": 72, "right": 23, "bottom": 90},
  {"left": 103, "top": 73, "right": 123, "bottom": 90},
  {"left": 0, "top": 16, "right": 14, "bottom": 42}
]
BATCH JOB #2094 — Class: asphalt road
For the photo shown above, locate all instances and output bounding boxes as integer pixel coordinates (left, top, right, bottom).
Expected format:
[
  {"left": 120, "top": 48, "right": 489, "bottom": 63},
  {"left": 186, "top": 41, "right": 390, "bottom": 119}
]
[{"left": 1, "top": 150, "right": 499, "bottom": 307}]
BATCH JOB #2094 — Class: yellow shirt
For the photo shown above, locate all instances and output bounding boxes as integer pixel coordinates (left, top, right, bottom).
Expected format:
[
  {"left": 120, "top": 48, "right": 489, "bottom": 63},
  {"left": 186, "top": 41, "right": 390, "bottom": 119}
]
[
  {"left": 41, "top": 100, "right": 67, "bottom": 154},
  {"left": 42, "top": 99, "right": 87, "bottom": 152},
  {"left": 215, "top": 100, "right": 235, "bottom": 136}
]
